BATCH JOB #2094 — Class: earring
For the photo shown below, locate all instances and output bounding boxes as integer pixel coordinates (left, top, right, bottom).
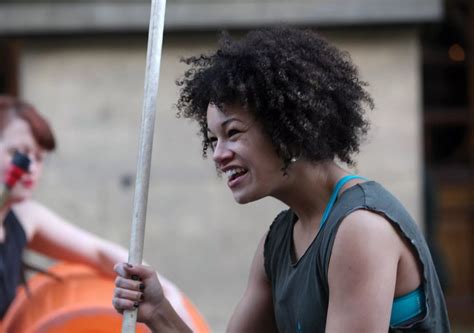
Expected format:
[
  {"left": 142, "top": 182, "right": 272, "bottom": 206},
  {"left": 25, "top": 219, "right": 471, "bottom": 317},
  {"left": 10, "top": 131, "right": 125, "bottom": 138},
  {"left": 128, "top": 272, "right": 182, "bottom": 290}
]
[{"left": 290, "top": 156, "right": 298, "bottom": 163}]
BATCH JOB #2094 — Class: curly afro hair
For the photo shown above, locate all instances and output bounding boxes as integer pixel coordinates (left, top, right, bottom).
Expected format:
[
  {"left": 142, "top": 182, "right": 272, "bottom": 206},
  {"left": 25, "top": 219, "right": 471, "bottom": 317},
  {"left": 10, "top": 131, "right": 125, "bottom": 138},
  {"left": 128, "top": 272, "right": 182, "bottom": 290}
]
[{"left": 176, "top": 26, "right": 373, "bottom": 169}]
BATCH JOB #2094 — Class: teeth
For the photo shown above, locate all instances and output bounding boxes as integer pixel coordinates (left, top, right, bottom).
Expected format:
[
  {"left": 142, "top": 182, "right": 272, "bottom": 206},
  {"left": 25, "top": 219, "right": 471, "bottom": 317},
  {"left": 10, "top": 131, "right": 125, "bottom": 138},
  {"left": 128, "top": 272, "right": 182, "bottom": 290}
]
[{"left": 225, "top": 168, "right": 246, "bottom": 180}]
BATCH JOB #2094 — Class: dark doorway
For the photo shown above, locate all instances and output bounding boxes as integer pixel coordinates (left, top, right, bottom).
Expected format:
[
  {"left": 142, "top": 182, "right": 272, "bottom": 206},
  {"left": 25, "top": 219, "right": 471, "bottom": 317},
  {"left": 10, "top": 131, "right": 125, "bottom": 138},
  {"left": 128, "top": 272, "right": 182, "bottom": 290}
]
[
  {"left": 422, "top": 0, "right": 474, "bottom": 327},
  {"left": 0, "top": 39, "right": 20, "bottom": 96}
]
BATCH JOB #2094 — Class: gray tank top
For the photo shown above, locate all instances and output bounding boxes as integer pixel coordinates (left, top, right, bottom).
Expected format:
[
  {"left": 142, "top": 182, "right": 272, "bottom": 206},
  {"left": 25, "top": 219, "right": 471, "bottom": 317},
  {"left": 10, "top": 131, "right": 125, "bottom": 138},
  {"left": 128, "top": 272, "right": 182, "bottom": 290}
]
[{"left": 264, "top": 181, "right": 450, "bottom": 332}]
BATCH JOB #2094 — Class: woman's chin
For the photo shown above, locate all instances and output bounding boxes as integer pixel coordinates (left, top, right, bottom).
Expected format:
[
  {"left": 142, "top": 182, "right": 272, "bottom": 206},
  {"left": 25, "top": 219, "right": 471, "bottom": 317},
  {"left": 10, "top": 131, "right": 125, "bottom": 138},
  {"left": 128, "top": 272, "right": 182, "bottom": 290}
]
[
  {"left": 9, "top": 192, "right": 32, "bottom": 204},
  {"left": 232, "top": 190, "right": 262, "bottom": 205},
  {"left": 234, "top": 196, "right": 251, "bottom": 205}
]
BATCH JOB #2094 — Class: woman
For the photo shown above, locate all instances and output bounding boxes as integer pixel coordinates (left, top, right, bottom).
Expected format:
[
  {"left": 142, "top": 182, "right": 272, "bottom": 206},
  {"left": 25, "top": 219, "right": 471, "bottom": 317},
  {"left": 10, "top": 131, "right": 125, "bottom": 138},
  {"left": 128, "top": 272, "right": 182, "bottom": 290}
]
[
  {"left": 0, "top": 95, "right": 193, "bottom": 326},
  {"left": 112, "top": 27, "right": 450, "bottom": 332}
]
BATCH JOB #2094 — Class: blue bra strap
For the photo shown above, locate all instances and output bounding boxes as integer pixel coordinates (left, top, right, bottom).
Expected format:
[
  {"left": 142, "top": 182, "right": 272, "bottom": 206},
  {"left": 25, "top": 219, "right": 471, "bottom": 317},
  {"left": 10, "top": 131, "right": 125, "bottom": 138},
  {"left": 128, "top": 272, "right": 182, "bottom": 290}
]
[
  {"left": 390, "top": 287, "right": 425, "bottom": 327},
  {"left": 320, "top": 175, "right": 367, "bottom": 228}
]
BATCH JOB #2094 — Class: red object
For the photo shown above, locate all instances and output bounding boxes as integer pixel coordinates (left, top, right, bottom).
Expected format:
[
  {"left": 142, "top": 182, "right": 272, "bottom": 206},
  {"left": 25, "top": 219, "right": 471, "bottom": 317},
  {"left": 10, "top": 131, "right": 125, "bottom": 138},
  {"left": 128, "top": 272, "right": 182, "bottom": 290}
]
[
  {"left": 1, "top": 262, "right": 211, "bottom": 333},
  {"left": 4, "top": 151, "right": 31, "bottom": 189},
  {"left": 4, "top": 165, "right": 27, "bottom": 189}
]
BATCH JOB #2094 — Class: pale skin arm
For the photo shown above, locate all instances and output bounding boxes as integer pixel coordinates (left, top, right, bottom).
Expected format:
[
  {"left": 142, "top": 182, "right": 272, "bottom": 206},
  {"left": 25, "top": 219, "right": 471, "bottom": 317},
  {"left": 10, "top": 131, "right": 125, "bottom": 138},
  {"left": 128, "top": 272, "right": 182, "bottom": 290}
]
[
  {"left": 13, "top": 199, "right": 128, "bottom": 278},
  {"left": 325, "top": 210, "right": 401, "bottom": 333},
  {"left": 14, "top": 200, "right": 197, "bottom": 327},
  {"left": 227, "top": 233, "right": 278, "bottom": 333}
]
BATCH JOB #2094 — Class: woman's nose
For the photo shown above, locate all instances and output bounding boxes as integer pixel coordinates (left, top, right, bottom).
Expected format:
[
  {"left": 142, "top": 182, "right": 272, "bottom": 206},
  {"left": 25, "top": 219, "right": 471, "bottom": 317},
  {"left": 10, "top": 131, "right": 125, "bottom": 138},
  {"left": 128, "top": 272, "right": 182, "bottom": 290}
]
[
  {"left": 212, "top": 141, "right": 233, "bottom": 165},
  {"left": 26, "top": 155, "right": 39, "bottom": 174},
  {"left": 27, "top": 160, "right": 36, "bottom": 174}
]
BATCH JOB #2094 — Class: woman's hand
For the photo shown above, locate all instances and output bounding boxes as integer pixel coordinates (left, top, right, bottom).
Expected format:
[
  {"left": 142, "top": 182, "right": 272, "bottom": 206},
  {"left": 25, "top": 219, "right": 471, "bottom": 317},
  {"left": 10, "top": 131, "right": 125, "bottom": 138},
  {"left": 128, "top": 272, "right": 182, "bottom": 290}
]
[{"left": 112, "top": 263, "right": 165, "bottom": 327}]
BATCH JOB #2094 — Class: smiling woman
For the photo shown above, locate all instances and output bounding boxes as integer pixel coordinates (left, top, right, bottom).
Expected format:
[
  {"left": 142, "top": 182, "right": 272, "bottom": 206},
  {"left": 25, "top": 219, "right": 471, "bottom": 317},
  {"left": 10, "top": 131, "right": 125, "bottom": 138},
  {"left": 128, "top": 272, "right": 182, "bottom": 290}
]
[
  {"left": 206, "top": 104, "right": 284, "bottom": 204},
  {"left": 112, "top": 26, "right": 450, "bottom": 333}
]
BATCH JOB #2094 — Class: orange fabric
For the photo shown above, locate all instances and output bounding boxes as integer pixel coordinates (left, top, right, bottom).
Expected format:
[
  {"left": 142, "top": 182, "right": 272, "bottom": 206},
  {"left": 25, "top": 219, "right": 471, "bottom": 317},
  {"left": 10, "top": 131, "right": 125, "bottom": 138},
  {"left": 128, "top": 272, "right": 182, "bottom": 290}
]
[
  {"left": 2, "top": 262, "right": 210, "bottom": 333},
  {"left": 182, "top": 296, "right": 212, "bottom": 333}
]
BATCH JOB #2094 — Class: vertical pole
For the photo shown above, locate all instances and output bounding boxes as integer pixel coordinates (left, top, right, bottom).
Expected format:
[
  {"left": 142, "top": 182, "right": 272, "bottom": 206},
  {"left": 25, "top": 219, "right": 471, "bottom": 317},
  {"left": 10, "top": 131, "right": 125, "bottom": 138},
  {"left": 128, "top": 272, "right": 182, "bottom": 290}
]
[{"left": 122, "top": 0, "right": 166, "bottom": 332}]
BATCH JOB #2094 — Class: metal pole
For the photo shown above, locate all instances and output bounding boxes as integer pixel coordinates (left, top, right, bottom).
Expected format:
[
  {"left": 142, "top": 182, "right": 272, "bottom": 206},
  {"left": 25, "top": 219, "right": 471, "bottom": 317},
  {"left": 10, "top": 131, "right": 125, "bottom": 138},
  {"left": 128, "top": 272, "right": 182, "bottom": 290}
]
[{"left": 122, "top": 0, "right": 166, "bottom": 332}]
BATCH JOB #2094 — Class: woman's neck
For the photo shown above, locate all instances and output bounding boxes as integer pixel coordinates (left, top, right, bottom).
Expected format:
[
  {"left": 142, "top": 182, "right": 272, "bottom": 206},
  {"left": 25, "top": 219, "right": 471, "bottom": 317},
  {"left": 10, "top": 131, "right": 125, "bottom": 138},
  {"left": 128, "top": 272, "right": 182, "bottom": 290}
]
[
  {"left": 0, "top": 204, "right": 11, "bottom": 224},
  {"left": 0, "top": 204, "right": 10, "bottom": 242},
  {"left": 274, "top": 160, "right": 351, "bottom": 227}
]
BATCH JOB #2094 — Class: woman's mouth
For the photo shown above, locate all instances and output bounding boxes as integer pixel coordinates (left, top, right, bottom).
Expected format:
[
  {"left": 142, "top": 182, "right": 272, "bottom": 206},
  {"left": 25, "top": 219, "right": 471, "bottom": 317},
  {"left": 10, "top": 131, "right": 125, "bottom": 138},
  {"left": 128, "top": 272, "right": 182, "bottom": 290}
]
[
  {"left": 225, "top": 167, "right": 248, "bottom": 188},
  {"left": 21, "top": 179, "right": 34, "bottom": 189}
]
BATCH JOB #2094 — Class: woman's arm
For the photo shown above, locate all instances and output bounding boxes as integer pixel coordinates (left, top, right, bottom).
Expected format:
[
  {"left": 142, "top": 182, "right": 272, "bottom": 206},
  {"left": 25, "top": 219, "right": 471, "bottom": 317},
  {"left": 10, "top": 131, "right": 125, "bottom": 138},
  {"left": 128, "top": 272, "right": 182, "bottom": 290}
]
[
  {"left": 325, "top": 210, "right": 401, "bottom": 333},
  {"left": 13, "top": 200, "right": 128, "bottom": 278},
  {"left": 16, "top": 200, "right": 203, "bottom": 330}
]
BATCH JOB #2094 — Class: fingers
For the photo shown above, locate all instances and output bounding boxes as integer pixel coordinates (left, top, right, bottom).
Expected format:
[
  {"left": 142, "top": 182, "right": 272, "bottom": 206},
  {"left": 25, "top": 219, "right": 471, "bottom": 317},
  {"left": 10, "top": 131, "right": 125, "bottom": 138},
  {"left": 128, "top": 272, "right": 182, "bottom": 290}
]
[
  {"left": 113, "top": 262, "right": 128, "bottom": 277},
  {"left": 113, "top": 262, "right": 152, "bottom": 314},
  {"left": 114, "top": 262, "right": 155, "bottom": 280},
  {"left": 115, "top": 263, "right": 155, "bottom": 274},
  {"left": 112, "top": 294, "right": 140, "bottom": 313},
  {"left": 115, "top": 286, "right": 144, "bottom": 302},
  {"left": 112, "top": 262, "right": 166, "bottom": 322},
  {"left": 112, "top": 282, "right": 144, "bottom": 313},
  {"left": 115, "top": 275, "right": 145, "bottom": 292}
]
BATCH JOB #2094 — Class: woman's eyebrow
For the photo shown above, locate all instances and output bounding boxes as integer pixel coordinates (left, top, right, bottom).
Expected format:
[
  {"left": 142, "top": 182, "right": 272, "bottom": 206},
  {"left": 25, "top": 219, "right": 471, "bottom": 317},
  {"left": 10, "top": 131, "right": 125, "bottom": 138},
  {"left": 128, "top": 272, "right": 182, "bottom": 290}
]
[
  {"left": 221, "top": 117, "right": 242, "bottom": 128},
  {"left": 207, "top": 117, "right": 244, "bottom": 136}
]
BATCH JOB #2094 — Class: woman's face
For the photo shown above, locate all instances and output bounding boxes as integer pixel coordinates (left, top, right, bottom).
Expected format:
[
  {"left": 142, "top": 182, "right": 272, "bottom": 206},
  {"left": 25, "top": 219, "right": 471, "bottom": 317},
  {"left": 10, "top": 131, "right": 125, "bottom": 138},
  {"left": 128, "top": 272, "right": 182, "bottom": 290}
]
[
  {"left": 0, "top": 117, "right": 45, "bottom": 202},
  {"left": 206, "top": 103, "right": 286, "bottom": 204}
]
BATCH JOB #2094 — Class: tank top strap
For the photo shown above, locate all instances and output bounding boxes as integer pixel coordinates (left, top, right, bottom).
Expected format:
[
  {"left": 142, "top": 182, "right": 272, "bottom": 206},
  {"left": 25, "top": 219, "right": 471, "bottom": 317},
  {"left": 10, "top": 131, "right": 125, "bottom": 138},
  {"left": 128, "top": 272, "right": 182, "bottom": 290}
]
[{"left": 320, "top": 175, "right": 367, "bottom": 228}]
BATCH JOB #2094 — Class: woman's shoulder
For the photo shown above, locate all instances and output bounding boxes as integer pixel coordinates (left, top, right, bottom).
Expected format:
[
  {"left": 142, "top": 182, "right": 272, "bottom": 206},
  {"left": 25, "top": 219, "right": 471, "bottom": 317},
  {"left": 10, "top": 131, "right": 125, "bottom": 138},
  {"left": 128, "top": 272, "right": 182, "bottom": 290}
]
[
  {"left": 337, "top": 209, "right": 402, "bottom": 246},
  {"left": 320, "top": 197, "right": 405, "bottom": 274},
  {"left": 354, "top": 181, "right": 406, "bottom": 209},
  {"left": 11, "top": 200, "right": 55, "bottom": 240},
  {"left": 12, "top": 199, "right": 54, "bottom": 218},
  {"left": 328, "top": 210, "right": 402, "bottom": 282}
]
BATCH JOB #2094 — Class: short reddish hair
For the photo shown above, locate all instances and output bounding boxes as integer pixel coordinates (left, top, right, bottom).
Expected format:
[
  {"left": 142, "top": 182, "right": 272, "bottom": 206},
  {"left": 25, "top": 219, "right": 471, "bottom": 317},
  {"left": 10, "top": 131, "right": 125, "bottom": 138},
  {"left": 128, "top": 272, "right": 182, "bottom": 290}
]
[{"left": 0, "top": 95, "right": 56, "bottom": 151}]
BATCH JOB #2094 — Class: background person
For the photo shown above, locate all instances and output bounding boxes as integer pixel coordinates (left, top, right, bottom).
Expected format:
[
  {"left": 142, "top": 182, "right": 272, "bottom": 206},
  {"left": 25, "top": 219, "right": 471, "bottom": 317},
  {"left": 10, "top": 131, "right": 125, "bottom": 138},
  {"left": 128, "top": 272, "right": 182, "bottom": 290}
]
[{"left": 0, "top": 95, "right": 193, "bottom": 328}]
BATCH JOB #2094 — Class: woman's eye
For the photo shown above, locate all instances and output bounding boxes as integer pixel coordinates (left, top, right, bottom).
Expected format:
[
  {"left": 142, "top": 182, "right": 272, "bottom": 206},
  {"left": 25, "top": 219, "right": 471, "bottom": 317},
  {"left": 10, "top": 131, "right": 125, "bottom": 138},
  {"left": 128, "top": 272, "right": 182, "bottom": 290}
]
[
  {"left": 227, "top": 129, "right": 240, "bottom": 137},
  {"left": 7, "top": 148, "right": 18, "bottom": 156},
  {"left": 8, "top": 148, "right": 25, "bottom": 157},
  {"left": 209, "top": 137, "right": 217, "bottom": 149},
  {"left": 35, "top": 153, "right": 44, "bottom": 163}
]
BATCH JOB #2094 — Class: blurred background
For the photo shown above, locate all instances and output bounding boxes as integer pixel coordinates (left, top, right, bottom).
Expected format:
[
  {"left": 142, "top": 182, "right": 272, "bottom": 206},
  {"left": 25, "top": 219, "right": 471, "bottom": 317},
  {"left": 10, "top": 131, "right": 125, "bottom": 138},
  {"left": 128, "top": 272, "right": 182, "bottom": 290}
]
[{"left": 0, "top": 0, "right": 472, "bottom": 331}]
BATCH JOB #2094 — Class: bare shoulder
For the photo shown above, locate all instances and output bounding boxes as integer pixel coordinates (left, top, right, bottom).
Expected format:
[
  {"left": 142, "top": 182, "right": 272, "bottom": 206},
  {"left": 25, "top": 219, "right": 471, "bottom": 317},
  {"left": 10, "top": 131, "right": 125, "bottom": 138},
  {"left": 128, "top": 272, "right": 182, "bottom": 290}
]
[
  {"left": 12, "top": 200, "right": 57, "bottom": 239},
  {"left": 330, "top": 209, "right": 402, "bottom": 274},
  {"left": 336, "top": 209, "right": 401, "bottom": 248},
  {"left": 13, "top": 199, "right": 54, "bottom": 220}
]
